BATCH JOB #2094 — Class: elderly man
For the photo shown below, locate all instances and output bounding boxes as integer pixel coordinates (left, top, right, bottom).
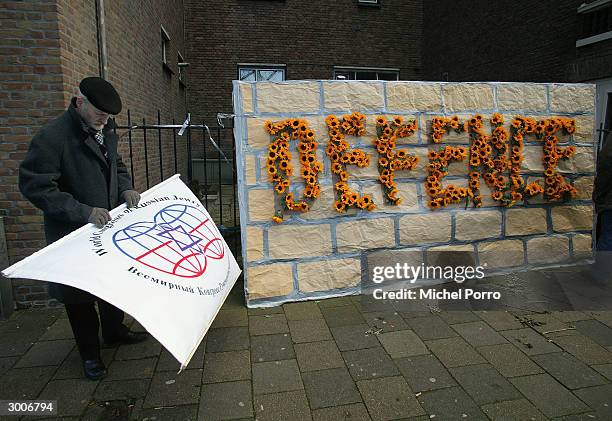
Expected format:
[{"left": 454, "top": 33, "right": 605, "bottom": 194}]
[{"left": 19, "top": 77, "right": 148, "bottom": 380}]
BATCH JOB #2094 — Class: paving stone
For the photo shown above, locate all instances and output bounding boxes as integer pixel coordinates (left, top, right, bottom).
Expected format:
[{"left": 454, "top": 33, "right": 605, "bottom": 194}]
[
  {"left": 294, "top": 340, "right": 344, "bottom": 372},
  {"left": 202, "top": 350, "right": 251, "bottom": 383},
  {"left": 316, "top": 296, "right": 355, "bottom": 308},
  {"left": 247, "top": 306, "right": 284, "bottom": 315},
  {"left": 113, "top": 336, "right": 162, "bottom": 360},
  {"left": 406, "top": 316, "right": 458, "bottom": 340},
  {"left": 449, "top": 363, "right": 522, "bottom": 405},
  {"left": 510, "top": 374, "right": 590, "bottom": 418},
  {"left": 330, "top": 324, "right": 381, "bottom": 351},
  {"left": 573, "top": 384, "right": 612, "bottom": 419},
  {"left": 437, "top": 311, "right": 481, "bottom": 324},
  {"left": 362, "top": 311, "right": 409, "bottom": 332},
  {"left": 105, "top": 357, "right": 156, "bottom": 381},
  {"left": 321, "top": 305, "right": 366, "bottom": 327},
  {"left": 591, "top": 311, "right": 612, "bottom": 328},
  {"left": 592, "top": 363, "right": 612, "bottom": 381},
  {"left": 210, "top": 308, "right": 248, "bottom": 328},
  {"left": 425, "top": 337, "right": 486, "bottom": 368},
  {"left": 351, "top": 295, "right": 394, "bottom": 313},
  {"left": 574, "top": 319, "right": 612, "bottom": 347},
  {"left": 477, "top": 343, "right": 544, "bottom": 377},
  {"left": 251, "top": 333, "right": 295, "bottom": 363},
  {"left": 199, "top": 380, "right": 253, "bottom": 420},
  {"left": 15, "top": 339, "right": 74, "bottom": 368},
  {"left": 475, "top": 310, "right": 523, "bottom": 331},
  {"left": 249, "top": 314, "right": 289, "bottom": 336},
  {"left": 288, "top": 319, "right": 332, "bottom": 343},
  {"left": 0, "top": 356, "right": 18, "bottom": 377},
  {"left": 38, "top": 318, "right": 74, "bottom": 341},
  {"left": 311, "top": 403, "right": 371, "bottom": 421},
  {"left": 283, "top": 301, "right": 324, "bottom": 320},
  {"left": 252, "top": 359, "right": 303, "bottom": 395},
  {"left": 38, "top": 378, "right": 97, "bottom": 416},
  {"left": 417, "top": 387, "right": 487, "bottom": 420},
  {"left": 395, "top": 354, "right": 457, "bottom": 392},
  {"left": 140, "top": 404, "right": 199, "bottom": 421},
  {"left": 551, "top": 411, "right": 603, "bottom": 420},
  {"left": 94, "top": 379, "right": 151, "bottom": 401},
  {"left": 0, "top": 334, "right": 34, "bottom": 358},
  {"left": 357, "top": 376, "right": 426, "bottom": 421},
  {"left": 398, "top": 309, "right": 437, "bottom": 320},
  {"left": 157, "top": 341, "right": 206, "bottom": 371},
  {"left": 481, "top": 399, "right": 547, "bottom": 421},
  {"left": 0, "top": 366, "right": 56, "bottom": 399},
  {"left": 53, "top": 348, "right": 115, "bottom": 380},
  {"left": 342, "top": 347, "right": 400, "bottom": 380},
  {"left": 522, "top": 313, "right": 573, "bottom": 335},
  {"left": 501, "top": 328, "right": 562, "bottom": 355},
  {"left": 302, "top": 367, "right": 362, "bottom": 409},
  {"left": 452, "top": 321, "right": 508, "bottom": 347},
  {"left": 551, "top": 311, "right": 593, "bottom": 323},
  {"left": 143, "top": 369, "right": 202, "bottom": 408},
  {"left": 206, "top": 327, "right": 250, "bottom": 352},
  {"left": 254, "top": 390, "right": 311, "bottom": 421},
  {"left": 552, "top": 334, "right": 612, "bottom": 365},
  {"left": 378, "top": 330, "right": 428, "bottom": 358},
  {"left": 532, "top": 352, "right": 607, "bottom": 389}
]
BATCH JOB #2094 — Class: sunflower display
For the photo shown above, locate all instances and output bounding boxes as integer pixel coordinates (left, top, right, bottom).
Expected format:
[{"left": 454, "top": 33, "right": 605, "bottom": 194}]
[
  {"left": 374, "top": 116, "right": 420, "bottom": 205},
  {"left": 325, "top": 112, "right": 375, "bottom": 212},
  {"left": 264, "top": 118, "right": 324, "bottom": 223},
  {"left": 425, "top": 145, "right": 469, "bottom": 208}
]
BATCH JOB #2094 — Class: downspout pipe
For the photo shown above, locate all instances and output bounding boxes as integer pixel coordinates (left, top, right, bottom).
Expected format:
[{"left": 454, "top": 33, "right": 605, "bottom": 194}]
[{"left": 95, "top": 0, "right": 108, "bottom": 79}]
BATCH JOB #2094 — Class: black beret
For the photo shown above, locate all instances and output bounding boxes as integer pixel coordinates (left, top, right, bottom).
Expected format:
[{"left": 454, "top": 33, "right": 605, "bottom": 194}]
[{"left": 79, "top": 77, "right": 122, "bottom": 115}]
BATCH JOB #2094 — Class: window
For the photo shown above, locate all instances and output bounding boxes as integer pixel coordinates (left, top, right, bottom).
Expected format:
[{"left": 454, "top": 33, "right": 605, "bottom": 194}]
[
  {"left": 358, "top": 0, "right": 379, "bottom": 4},
  {"left": 238, "top": 65, "right": 285, "bottom": 82},
  {"left": 577, "top": 1, "right": 612, "bottom": 47},
  {"left": 333, "top": 67, "right": 399, "bottom": 81},
  {"left": 177, "top": 51, "right": 186, "bottom": 86},
  {"left": 161, "top": 25, "right": 172, "bottom": 73}
]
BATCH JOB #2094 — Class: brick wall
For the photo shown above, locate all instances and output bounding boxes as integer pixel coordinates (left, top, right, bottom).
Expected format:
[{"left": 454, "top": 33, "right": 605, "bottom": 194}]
[
  {"left": 234, "top": 81, "right": 595, "bottom": 307},
  {"left": 0, "top": 0, "right": 188, "bottom": 307},
  {"left": 185, "top": 0, "right": 423, "bottom": 128}
]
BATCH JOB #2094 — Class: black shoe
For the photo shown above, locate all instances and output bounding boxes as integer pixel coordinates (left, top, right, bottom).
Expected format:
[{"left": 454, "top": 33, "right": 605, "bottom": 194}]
[
  {"left": 83, "top": 359, "right": 107, "bottom": 381},
  {"left": 104, "top": 330, "right": 149, "bottom": 346}
]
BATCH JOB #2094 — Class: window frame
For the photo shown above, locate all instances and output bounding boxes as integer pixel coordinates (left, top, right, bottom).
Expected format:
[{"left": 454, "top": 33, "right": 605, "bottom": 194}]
[
  {"left": 333, "top": 66, "right": 399, "bottom": 81},
  {"left": 237, "top": 64, "right": 287, "bottom": 82}
]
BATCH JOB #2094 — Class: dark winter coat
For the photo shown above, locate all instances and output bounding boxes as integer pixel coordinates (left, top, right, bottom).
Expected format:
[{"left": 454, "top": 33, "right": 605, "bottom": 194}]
[
  {"left": 594, "top": 131, "right": 612, "bottom": 213},
  {"left": 19, "top": 98, "right": 133, "bottom": 304}
]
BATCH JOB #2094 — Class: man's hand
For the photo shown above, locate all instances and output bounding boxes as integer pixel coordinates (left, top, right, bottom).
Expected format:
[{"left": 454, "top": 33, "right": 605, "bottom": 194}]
[
  {"left": 122, "top": 190, "right": 140, "bottom": 208},
  {"left": 88, "top": 207, "right": 111, "bottom": 227}
]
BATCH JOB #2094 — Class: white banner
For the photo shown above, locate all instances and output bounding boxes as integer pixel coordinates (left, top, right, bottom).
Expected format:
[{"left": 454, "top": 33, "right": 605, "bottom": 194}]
[{"left": 2, "top": 174, "right": 241, "bottom": 369}]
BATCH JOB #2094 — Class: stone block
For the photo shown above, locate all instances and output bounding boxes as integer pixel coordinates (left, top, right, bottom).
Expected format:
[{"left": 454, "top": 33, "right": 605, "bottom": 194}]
[
  {"left": 246, "top": 226, "right": 264, "bottom": 262},
  {"left": 336, "top": 217, "right": 395, "bottom": 252},
  {"left": 527, "top": 235, "right": 570, "bottom": 264},
  {"left": 268, "top": 224, "right": 332, "bottom": 259},
  {"left": 245, "top": 154, "right": 257, "bottom": 185},
  {"left": 454, "top": 210, "right": 502, "bottom": 241},
  {"left": 298, "top": 258, "right": 361, "bottom": 293},
  {"left": 573, "top": 175, "right": 593, "bottom": 200},
  {"left": 427, "top": 245, "right": 476, "bottom": 268},
  {"left": 551, "top": 205, "right": 593, "bottom": 232},
  {"left": 257, "top": 81, "right": 320, "bottom": 113},
  {"left": 572, "top": 233, "right": 593, "bottom": 260},
  {"left": 247, "top": 263, "right": 294, "bottom": 299},
  {"left": 550, "top": 84, "right": 595, "bottom": 113},
  {"left": 386, "top": 82, "right": 443, "bottom": 112},
  {"left": 505, "top": 208, "right": 548, "bottom": 236},
  {"left": 496, "top": 84, "right": 547, "bottom": 112},
  {"left": 247, "top": 117, "right": 273, "bottom": 150},
  {"left": 301, "top": 185, "right": 358, "bottom": 221},
  {"left": 323, "top": 81, "right": 384, "bottom": 111},
  {"left": 248, "top": 188, "right": 275, "bottom": 222},
  {"left": 443, "top": 84, "right": 494, "bottom": 112},
  {"left": 573, "top": 114, "right": 595, "bottom": 143},
  {"left": 557, "top": 146, "right": 595, "bottom": 173},
  {"left": 477, "top": 240, "right": 524, "bottom": 268},
  {"left": 521, "top": 145, "right": 544, "bottom": 172},
  {"left": 240, "top": 83, "right": 254, "bottom": 113},
  {"left": 399, "top": 213, "right": 452, "bottom": 245}
]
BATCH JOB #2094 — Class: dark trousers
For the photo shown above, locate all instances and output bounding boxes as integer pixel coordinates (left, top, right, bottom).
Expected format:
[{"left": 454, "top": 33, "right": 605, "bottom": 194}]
[
  {"left": 593, "top": 210, "right": 612, "bottom": 282},
  {"left": 65, "top": 299, "right": 127, "bottom": 360}
]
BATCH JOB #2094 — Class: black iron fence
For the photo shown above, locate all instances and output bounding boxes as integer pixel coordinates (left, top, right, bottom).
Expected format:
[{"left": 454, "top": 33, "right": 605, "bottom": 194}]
[{"left": 112, "top": 111, "right": 241, "bottom": 259}]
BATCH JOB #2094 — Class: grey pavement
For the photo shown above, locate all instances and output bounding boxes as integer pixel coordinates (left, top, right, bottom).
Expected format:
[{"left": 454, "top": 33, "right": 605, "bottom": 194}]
[{"left": 1, "top": 267, "right": 612, "bottom": 420}]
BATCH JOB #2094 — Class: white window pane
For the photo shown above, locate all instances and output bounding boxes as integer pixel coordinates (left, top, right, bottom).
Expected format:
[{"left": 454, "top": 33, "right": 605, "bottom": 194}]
[
  {"left": 258, "top": 70, "right": 284, "bottom": 81},
  {"left": 240, "top": 69, "right": 256, "bottom": 81}
]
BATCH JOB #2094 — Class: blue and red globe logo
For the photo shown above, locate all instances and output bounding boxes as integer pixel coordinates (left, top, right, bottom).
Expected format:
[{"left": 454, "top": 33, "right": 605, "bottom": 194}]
[{"left": 113, "top": 204, "right": 224, "bottom": 278}]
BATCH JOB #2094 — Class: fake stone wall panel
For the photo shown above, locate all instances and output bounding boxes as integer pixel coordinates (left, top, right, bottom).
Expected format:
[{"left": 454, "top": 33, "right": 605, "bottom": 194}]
[{"left": 234, "top": 80, "right": 596, "bottom": 307}]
